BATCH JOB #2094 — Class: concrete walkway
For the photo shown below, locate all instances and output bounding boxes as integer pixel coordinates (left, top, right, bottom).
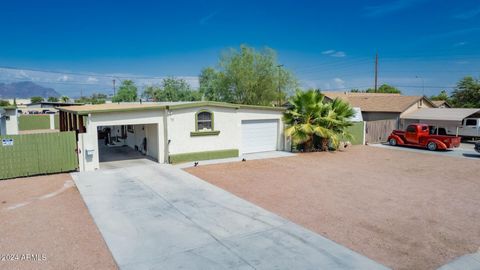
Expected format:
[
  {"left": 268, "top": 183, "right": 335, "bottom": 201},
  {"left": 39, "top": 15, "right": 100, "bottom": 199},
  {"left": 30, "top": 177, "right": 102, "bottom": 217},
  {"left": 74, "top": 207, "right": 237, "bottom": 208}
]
[{"left": 72, "top": 162, "right": 388, "bottom": 270}]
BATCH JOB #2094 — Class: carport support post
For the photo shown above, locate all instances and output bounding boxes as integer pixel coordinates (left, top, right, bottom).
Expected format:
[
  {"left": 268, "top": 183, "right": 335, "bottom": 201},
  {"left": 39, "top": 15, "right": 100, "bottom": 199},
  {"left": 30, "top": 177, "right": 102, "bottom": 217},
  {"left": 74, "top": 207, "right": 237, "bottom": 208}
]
[
  {"left": 59, "top": 111, "right": 64, "bottom": 131},
  {"left": 78, "top": 115, "right": 86, "bottom": 133},
  {"left": 72, "top": 114, "right": 77, "bottom": 131}
]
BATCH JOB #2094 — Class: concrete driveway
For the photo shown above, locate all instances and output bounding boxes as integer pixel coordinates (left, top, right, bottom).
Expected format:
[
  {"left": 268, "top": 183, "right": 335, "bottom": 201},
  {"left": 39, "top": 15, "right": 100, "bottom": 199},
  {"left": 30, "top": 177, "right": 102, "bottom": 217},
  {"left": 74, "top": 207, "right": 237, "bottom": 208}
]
[
  {"left": 72, "top": 161, "right": 388, "bottom": 270},
  {"left": 370, "top": 143, "right": 480, "bottom": 159}
]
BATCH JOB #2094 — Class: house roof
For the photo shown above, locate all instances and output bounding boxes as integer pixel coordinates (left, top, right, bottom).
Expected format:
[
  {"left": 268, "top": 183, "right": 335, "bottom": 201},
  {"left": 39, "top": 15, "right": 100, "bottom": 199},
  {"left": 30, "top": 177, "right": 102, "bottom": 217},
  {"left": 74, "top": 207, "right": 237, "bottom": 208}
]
[
  {"left": 401, "top": 108, "right": 480, "bottom": 121},
  {"left": 431, "top": 100, "right": 452, "bottom": 108},
  {"left": 57, "top": 101, "right": 285, "bottom": 115},
  {"left": 322, "top": 92, "right": 432, "bottom": 113}
]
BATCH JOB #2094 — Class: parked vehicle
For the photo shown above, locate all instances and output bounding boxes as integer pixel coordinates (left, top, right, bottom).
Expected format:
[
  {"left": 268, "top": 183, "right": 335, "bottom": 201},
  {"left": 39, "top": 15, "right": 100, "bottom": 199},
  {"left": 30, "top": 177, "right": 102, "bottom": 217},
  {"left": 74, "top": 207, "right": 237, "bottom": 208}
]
[
  {"left": 475, "top": 141, "right": 480, "bottom": 153},
  {"left": 388, "top": 123, "right": 461, "bottom": 151},
  {"left": 446, "top": 118, "right": 480, "bottom": 139}
]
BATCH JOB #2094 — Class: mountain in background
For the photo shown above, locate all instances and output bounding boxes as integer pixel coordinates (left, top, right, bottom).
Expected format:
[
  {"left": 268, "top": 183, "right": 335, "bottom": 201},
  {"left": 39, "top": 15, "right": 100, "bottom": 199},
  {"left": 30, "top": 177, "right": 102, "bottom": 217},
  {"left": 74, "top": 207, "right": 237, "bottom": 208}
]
[{"left": 0, "top": 81, "right": 60, "bottom": 99}]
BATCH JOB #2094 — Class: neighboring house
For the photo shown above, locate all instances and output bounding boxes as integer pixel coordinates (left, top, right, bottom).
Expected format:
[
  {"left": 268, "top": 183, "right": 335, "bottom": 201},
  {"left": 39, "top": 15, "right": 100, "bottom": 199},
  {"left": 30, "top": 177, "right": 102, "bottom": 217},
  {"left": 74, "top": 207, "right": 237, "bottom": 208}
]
[
  {"left": 25, "top": 102, "right": 83, "bottom": 114},
  {"left": 431, "top": 100, "right": 452, "bottom": 108},
  {"left": 323, "top": 92, "right": 435, "bottom": 122},
  {"left": 322, "top": 92, "right": 435, "bottom": 143},
  {"left": 57, "top": 101, "right": 287, "bottom": 171},
  {"left": 0, "top": 107, "right": 19, "bottom": 135}
]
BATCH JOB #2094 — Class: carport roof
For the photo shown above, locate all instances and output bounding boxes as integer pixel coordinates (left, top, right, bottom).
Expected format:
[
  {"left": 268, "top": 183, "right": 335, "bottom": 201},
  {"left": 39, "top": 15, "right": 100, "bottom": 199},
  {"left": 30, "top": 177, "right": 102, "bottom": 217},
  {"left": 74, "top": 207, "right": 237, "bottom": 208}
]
[
  {"left": 401, "top": 108, "right": 480, "bottom": 121},
  {"left": 57, "top": 101, "right": 285, "bottom": 115}
]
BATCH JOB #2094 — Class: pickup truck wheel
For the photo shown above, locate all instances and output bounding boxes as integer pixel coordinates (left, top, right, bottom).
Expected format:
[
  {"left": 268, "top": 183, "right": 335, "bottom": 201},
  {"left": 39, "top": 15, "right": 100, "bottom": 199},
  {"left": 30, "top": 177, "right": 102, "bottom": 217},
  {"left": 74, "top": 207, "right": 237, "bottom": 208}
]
[
  {"left": 389, "top": 138, "right": 397, "bottom": 146},
  {"left": 427, "top": 142, "right": 437, "bottom": 151}
]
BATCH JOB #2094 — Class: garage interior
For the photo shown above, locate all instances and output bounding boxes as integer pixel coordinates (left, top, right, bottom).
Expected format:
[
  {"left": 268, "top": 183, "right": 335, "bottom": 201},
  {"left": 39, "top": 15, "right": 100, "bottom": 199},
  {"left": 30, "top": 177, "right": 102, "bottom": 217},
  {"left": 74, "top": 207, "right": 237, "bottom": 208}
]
[{"left": 97, "top": 124, "right": 159, "bottom": 167}]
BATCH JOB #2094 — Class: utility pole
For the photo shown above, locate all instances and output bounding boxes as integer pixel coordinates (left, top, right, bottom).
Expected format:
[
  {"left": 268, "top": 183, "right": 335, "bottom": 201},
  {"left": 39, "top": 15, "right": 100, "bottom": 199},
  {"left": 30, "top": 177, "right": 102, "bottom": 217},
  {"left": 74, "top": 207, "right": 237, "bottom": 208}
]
[
  {"left": 277, "top": 64, "right": 284, "bottom": 106},
  {"left": 374, "top": 52, "right": 378, "bottom": 92},
  {"left": 112, "top": 79, "right": 116, "bottom": 97}
]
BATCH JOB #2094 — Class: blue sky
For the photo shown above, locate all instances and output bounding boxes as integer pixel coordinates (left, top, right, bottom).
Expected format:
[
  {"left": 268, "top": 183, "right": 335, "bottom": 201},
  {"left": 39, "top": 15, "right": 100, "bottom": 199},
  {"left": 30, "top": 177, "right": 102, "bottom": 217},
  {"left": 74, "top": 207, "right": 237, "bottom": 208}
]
[{"left": 0, "top": 0, "right": 479, "bottom": 97}]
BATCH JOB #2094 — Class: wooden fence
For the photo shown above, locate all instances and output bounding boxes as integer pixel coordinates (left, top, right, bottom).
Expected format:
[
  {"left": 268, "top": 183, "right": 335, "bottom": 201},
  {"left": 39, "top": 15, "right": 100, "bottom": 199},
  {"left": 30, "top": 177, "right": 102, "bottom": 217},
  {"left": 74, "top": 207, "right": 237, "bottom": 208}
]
[
  {"left": 0, "top": 131, "right": 78, "bottom": 180},
  {"left": 365, "top": 119, "right": 398, "bottom": 144}
]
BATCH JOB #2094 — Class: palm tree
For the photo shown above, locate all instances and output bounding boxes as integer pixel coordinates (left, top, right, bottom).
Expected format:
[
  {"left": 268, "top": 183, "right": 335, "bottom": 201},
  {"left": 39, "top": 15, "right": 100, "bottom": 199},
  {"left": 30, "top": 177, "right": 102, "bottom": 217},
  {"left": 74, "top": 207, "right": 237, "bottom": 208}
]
[
  {"left": 318, "top": 97, "right": 355, "bottom": 150},
  {"left": 283, "top": 89, "right": 355, "bottom": 152},
  {"left": 60, "top": 96, "right": 70, "bottom": 103}
]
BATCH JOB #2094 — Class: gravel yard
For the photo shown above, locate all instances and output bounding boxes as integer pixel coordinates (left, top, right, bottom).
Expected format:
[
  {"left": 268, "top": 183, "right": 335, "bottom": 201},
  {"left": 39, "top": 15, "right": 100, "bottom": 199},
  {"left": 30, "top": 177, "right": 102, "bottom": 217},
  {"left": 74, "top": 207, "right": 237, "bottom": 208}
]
[
  {"left": 0, "top": 174, "right": 117, "bottom": 270},
  {"left": 186, "top": 146, "right": 480, "bottom": 270}
]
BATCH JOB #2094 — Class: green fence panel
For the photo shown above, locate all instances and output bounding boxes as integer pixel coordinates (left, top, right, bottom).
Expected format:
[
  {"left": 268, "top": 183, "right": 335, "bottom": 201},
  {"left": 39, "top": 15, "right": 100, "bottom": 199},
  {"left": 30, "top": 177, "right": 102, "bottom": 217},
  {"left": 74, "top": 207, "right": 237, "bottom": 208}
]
[
  {"left": 346, "top": 121, "right": 365, "bottom": 145},
  {"left": 54, "top": 115, "right": 59, "bottom": 129},
  {"left": 18, "top": 115, "right": 51, "bottom": 130},
  {"left": 0, "top": 131, "right": 78, "bottom": 180}
]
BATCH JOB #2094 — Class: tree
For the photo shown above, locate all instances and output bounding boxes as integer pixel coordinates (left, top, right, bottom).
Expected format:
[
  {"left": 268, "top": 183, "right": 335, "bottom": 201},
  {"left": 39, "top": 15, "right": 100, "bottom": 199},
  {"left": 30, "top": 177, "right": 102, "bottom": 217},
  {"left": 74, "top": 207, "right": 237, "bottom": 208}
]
[
  {"left": 60, "top": 96, "right": 70, "bottom": 103},
  {"left": 365, "top": 84, "right": 401, "bottom": 94},
  {"left": 430, "top": 90, "right": 450, "bottom": 101},
  {"left": 283, "top": 89, "right": 354, "bottom": 152},
  {"left": 30, "top": 96, "right": 44, "bottom": 103},
  {"left": 47, "top": 96, "right": 59, "bottom": 102},
  {"left": 451, "top": 76, "right": 480, "bottom": 108},
  {"left": 75, "top": 93, "right": 107, "bottom": 104},
  {"left": 142, "top": 77, "right": 201, "bottom": 102},
  {"left": 0, "top": 100, "right": 10, "bottom": 107},
  {"left": 199, "top": 45, "right": 297, "bottom": 105},
  {"left": 112, "top": 80, "right": 138, "bottom": 102}
]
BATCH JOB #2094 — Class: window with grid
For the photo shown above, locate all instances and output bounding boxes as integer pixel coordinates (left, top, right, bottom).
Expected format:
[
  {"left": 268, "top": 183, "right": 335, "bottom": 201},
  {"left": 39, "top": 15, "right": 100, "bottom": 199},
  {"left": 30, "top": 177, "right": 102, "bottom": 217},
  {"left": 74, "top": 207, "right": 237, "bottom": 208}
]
[{"left": 197, "top": 111, "right": 212, "bottom": 130}]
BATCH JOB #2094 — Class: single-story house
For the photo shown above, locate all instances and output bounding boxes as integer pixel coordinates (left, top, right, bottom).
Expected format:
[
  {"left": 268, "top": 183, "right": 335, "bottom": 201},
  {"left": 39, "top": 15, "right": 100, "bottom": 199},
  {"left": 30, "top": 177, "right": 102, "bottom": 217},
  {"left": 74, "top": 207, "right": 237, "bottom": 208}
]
[
  {"left": 0, "top": 106, "right": 19, "bottom": 135},
  {"left": 57, "top": 101, "right": 287, "bottom": 171},
  {"left": 322, "top": 92, "right": 435, "bottom": 122},
  {"left": 322, "top": 92, "right": 435, "bottom": 143}
]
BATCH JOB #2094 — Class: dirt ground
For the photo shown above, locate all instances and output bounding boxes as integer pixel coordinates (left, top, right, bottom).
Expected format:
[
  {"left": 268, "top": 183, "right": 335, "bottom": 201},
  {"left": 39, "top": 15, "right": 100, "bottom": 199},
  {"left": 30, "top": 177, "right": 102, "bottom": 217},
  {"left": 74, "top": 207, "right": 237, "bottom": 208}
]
[
  {"left": 0, "top": 174, "right": 117, "bottom": 270},
  {"left": 186, "top": 146, "right": 480, "bottom": 270}
]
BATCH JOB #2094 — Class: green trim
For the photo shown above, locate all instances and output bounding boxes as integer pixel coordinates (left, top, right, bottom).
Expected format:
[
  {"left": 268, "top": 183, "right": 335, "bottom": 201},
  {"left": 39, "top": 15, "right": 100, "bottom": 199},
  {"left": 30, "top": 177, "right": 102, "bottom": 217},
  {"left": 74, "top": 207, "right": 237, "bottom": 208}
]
[
  {"left": 190, "top": 130, "right": 220, "bottom": 137},
  {"left": 195, "top": 109, "right": 214, "bottom": 131},
  {"left": 169, "top": 149, "right": 239, "bottom": 164}
]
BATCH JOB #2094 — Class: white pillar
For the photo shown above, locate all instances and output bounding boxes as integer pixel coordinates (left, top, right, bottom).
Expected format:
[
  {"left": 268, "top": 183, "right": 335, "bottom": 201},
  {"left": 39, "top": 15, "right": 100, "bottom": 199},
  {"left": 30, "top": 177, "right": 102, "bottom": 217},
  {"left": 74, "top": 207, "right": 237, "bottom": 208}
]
[{"left": 50, "top": 114, "right": 55, "bottom": 130}]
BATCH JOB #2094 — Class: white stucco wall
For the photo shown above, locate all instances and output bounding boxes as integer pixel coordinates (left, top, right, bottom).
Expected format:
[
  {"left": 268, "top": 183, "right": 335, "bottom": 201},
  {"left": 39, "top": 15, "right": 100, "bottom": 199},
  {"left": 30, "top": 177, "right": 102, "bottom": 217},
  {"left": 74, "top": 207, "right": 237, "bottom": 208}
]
[
  {"left": 167, "top": 106, "right": 286, "bottom": 156},
  {"left": 167, "top": 106, "right": 240, "bottom": 155},
  {"left": 79, "top": 110, "right": 165, "bottom": 171},
  {"left": 125, "top": 124, "right": 159, "bottom": 160}
]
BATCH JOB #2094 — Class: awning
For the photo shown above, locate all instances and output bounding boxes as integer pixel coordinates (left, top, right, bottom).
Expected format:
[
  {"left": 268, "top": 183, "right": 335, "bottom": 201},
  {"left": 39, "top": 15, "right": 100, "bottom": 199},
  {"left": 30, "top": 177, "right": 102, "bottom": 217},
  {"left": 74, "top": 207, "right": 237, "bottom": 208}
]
[{"left": 401, "top": 108, "right": 480, "bottom": 126}]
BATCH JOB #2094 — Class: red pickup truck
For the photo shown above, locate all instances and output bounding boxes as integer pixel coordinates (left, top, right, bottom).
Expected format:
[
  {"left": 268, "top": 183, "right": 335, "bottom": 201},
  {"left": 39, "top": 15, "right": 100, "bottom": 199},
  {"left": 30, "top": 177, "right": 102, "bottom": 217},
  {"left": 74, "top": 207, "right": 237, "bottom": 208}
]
[{"left": 388, "top": 124, "right": 461, "bottom": 151}]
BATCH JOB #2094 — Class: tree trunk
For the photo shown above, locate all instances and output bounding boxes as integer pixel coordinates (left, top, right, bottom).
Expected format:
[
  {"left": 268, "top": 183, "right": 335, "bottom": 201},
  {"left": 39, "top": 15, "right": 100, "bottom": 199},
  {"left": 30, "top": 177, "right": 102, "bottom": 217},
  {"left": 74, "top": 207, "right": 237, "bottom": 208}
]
[{"left": 321, "top": 138, "right": 329, "bottom": 151}]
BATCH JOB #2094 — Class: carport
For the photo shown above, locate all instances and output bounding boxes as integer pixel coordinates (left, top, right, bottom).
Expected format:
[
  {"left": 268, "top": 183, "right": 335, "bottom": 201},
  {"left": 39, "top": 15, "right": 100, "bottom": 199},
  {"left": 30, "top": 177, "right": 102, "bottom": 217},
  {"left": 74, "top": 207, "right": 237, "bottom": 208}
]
[
  {"left": 58, "top": 103, "right": 164, "bottom": 171},
  {"left": 401, "top": 108, "right": 480, "bottom": 136}
]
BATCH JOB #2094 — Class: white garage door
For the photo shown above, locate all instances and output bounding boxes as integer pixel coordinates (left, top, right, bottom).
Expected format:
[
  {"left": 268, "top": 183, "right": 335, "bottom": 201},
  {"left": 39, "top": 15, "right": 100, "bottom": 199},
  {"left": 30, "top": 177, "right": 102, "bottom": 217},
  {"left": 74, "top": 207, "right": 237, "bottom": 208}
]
[{"left": 241, "top": 119, "right": 278, "bottom": 154}]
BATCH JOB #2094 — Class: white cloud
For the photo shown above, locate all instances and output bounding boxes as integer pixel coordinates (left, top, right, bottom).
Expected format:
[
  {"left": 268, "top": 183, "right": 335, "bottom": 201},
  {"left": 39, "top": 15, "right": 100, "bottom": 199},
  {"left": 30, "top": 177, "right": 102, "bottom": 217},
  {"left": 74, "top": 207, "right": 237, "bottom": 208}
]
[
  {"left": 57, "top": 75, "right": 70, "bottom": 82},
  {"left": 322, "top": 50, "right": 346, "bottom": 58},
  {"left": 87, "top": 76, "right": 98, "bottom": 82},
  {"left": 322, "top": 50, "right": 336, "bottom": 55},
  {"left": 453, "top": 41, "right": 467, "bottom": 47},
  {"left": 331, "top": 51, "right": 346, "bottom": 57}
]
